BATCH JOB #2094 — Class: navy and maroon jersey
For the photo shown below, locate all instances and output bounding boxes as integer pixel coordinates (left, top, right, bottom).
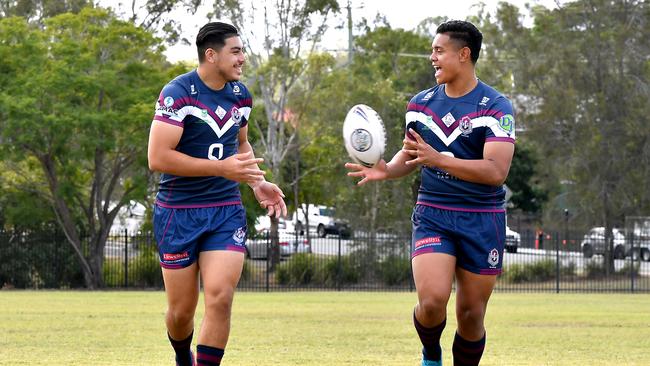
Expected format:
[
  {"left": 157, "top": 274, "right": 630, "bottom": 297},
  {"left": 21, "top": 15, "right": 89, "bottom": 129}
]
[
  {"left": 152, "top": 69, "right": 252, "bottom": 208},
  {"left": 405, "top": 80, "right": 516, "bottom": 212}
]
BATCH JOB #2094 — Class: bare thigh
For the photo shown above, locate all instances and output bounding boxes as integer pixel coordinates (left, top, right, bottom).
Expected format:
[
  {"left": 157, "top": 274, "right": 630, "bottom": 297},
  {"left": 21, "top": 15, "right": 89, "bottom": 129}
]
[
  {"left": 197, "top": 250, "right": 245, "bottom": 347},
  {"left": 455, "top": 267, "right": 497, "bottom": 340},
  {"left": 162, "top": 263, "right": 200, "bottom": 339},
  {"left": 412, "top": 253, "right": 456, "bottom": 326}
]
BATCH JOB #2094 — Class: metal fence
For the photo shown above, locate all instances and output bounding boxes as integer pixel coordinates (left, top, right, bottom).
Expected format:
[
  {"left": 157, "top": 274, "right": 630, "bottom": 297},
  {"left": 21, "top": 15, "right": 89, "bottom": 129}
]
[{"left": 1, "top": 228, "right": 649, "bottom": 292}]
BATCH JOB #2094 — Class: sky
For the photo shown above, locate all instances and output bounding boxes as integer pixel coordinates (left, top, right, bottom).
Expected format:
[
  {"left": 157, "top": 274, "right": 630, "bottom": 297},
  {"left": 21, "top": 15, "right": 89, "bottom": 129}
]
[{"left": 99, "top": 0, "right": 564, "bottom": 63}]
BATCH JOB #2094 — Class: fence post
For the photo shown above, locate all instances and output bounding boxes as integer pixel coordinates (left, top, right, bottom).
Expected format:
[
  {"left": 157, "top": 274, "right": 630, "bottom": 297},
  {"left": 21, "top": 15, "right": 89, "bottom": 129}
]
[
  {"left": 265, "top": 231, "right": 270, "bottom": 292},
  {"left": 337, "top": 234, "right": 342, "bottom": 291},
  {"left": 124, "top": 228, "right": 128, "bottom": 288},
  {"left": 555, "top": 233, "right": 560, "bottom": 294},
  {"left": 630, "top": 230, "right": 635, "bottom": 293}
]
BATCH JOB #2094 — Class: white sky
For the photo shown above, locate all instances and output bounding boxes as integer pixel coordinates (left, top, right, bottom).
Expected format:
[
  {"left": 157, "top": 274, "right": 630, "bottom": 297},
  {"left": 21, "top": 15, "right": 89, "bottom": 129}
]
[{"left": 99, "top": 0, "right": 564, "bottom": 63}]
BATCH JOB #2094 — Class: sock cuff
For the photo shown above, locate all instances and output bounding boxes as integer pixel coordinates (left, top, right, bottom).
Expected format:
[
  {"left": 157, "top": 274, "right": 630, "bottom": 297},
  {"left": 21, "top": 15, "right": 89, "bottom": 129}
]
[
  {"left": 454, "top": 331, "right": 486, "bottom": 350},
  {"left": 168, "top": 330, "right": 194, "bottom": 349},
  {"left": 197, "top": 344, "right": 224, "bottom": 364},
  {"left": 413, "top": 311, "right": 447, "bottom": 334}
]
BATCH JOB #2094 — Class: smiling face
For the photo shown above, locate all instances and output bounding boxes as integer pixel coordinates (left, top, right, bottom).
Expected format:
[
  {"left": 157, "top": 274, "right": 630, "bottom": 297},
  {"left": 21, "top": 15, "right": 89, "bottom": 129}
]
[
  {"left": 204, "top": 35, "right": 245, "bottom": 82},
  {"left": 429, "top": 33, "right": 471, "bottom": 85}
]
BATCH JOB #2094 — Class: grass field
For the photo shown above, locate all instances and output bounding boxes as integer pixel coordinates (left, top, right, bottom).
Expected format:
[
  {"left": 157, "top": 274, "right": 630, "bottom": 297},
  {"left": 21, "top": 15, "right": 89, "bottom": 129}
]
[{"left": 1, "top": 291, "right": 650, "bottom": 365}]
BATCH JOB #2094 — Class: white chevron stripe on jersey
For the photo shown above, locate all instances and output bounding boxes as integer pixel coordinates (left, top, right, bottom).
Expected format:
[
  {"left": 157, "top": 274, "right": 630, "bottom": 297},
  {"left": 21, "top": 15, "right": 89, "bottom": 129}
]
[
  {"left": 176, "top": 106, "right": 252, "bottom": 138},
  {"left": 406, "top": 112, "right": 500, "bottom": 146}
]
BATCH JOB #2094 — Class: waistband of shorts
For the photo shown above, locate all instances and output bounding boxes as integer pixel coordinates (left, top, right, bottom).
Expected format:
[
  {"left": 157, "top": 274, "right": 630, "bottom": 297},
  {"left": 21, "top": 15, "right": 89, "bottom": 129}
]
[
  {"left": 155, "top": 200, "right": 242, "bottom": 209},
  {"left": 416, "top": 201, "right": 505, "bottom": 213}
]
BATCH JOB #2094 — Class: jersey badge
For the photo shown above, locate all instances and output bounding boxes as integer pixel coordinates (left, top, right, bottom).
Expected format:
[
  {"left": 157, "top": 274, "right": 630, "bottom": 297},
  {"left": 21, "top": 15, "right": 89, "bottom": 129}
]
[
  {"left": 190, "top": 84, "right": 197, "bottom": 95},
  {"left": 233, "top": 227, "right": 246, "bottom": 244},
  {"left": 421, "top": 115, "right": 436, "bottom": 132},
  {"left": 201, "top": 109, "right": 208, "bottom": 119},
  {"left": 422, "top": 91, "right": 434, "bottom": 101},
  {"left": 231, "top": 107, "right": 242, "bottom": 125},
  {"left": 442, "top": 112, "right": 456, "bottom": 127},
  {"left": 233, "top": 84, "right": 241, "bottom": 95},
  {"left": 488, "top": 248, "right": 499, "bottom": 267},
  {"left": 163, "top": 96, "right": 174, "bottom": 107},
  {"left": 459, "top": 116, "right": 473, "bottom": 136},
  {"left": 215, "top": 105, "right": 227, "bottom": 120},
  {"left": 479, "top": 96, "right": 490, "bottom": 106},
  {"left": 498, "top": 114, "right": 515, "bottom": 134}
]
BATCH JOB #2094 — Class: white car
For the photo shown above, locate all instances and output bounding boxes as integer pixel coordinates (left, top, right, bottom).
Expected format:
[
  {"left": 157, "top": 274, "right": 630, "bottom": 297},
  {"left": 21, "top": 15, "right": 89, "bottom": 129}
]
[
  {"left": 246, "top": 230, "right": 311, "bottom": 259},
  {"left": 505, "top": 226, "right": 520, "bottom": 253},
  {"left": 292, "top": 204, "right": 351, "bottom": 238},
  {"left": 580, "top": 227, "right": 627, "bottom": 259}
]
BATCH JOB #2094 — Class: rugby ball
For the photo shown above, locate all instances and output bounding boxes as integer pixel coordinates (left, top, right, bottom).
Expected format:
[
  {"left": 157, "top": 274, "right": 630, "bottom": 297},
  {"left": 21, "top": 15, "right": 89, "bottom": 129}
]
[{"left": 342, "top": 104, "right": 386, "bottom": 167}]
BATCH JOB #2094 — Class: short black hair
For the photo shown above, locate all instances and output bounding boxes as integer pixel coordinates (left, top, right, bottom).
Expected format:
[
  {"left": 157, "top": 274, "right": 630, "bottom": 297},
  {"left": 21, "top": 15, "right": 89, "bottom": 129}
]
[
  {"left": 196, "top": 22, "right": 239, "bottom": 62},
  {"left": 436, "top": 20, "right": 482, "bottom": 64}
]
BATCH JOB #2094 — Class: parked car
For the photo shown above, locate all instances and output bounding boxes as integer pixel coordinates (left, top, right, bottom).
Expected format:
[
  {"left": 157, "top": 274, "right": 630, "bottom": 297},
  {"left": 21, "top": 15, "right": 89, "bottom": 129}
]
[
  {"left": 505, "top": 226, "right": 520, "bottom": 253},
  {"left": 246, "top": 230, "right": 311, "bottom": 259},
  {"left": 581, "top": 227, "right": 627, "bottom": 259},
  {"left": 292, "top": 204, "right": 351, "bottom": 238}
]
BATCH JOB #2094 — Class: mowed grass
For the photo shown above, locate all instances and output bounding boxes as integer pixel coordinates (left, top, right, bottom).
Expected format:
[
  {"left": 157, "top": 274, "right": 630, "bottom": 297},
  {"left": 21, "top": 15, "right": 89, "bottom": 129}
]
[{"left": 1, "top": 291, "right": 649, "bottom": 365}]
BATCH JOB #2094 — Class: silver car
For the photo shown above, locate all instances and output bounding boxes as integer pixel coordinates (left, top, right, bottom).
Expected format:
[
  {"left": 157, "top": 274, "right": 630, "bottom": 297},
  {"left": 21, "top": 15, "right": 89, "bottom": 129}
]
[{"left": 246, "top": 230, "right": 311, "bottom": 259}]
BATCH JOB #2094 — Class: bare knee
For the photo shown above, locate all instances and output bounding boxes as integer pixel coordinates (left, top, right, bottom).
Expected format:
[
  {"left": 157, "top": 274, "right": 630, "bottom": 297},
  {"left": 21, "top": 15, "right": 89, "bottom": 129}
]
[
  {"left": 417, "top": 293, "right": 449, "bottom": 323},
  {"left": 167, "top": 305, "right": 196, "bottom": 329},
  {"left": 204, "top": 286, "right": 235, "bottom": 319},
  {"left": 456, "top": 303, "right": 486, "bottom": 329}
]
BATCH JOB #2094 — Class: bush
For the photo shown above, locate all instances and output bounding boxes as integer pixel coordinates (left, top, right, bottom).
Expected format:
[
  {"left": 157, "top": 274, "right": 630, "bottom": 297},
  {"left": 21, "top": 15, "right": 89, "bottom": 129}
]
[
  {"left": 501, "top": 259, "right": 556, "bottom": 283},
  {"left": 276, "top": 253, "right": 316, "bottom": 285},
  {"left": 317, "top": 256, "right": 360, "bottom": 287},
  {"left": 377, "top": 255, "right": 411, "bottom": 286},
  {"left": 103, "top": 244, "right": 162, "bottom": 288}
]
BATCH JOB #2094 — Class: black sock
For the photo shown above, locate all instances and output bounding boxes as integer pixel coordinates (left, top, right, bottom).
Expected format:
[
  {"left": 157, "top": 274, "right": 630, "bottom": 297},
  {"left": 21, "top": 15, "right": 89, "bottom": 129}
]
[
  {"left": 413, "top": 311, "right": 446, "bottom": 361},
  {"left": 168, "top": 331, "right": 193, "bottom": 366},
  {"left": 196, "top": 344, "right": 224, "bottom": 365},
  {"left": 452, "top": 331, "right": 486, "bottom": 366}
]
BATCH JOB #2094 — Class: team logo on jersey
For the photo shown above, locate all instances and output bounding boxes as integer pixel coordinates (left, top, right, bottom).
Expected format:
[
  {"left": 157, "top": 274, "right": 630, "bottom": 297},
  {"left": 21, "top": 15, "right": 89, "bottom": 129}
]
[
  {"left": 163, "top": 96, "right": 174, "bottom": 107},
  {"left": 201, "top": 109, "right": 208, "bottom": 119},
  {"left": 442, "top": 112, "right": 456, "bottom": 127},
  {"left": 233, "top": 227, "right": 246, "bottom": 244},
  {"left": 498, "top": 114, "right": 515, "bottom": 134},
  {"left": 190, "top": 84, "right": 197, "bottom": 95},
  {"left": 233, "top": 85, "right": 241, "bottom": 94},
  {"left": 459, "top": 116, "right": 473, "bottom": 136},
  {"left": 351, "top": 129, "right": 373, "bottom": 152},
  {"left": 215, "top": 105, "right": 227, "bottom": 120},
  {"left": 231, "top": 107, "right": 242, "bottom": 125},
  {"left": 422, "top": 91, "right": 434, "bottom": 101},
  {"left": 487, "top": 248, "right": 499, "bottom": 267},
  {"left": 421, "top": 116, "right": 435, "bottom": 132},
  {"left": 479, "top": 96, "right": 490, "bottom": 106}
]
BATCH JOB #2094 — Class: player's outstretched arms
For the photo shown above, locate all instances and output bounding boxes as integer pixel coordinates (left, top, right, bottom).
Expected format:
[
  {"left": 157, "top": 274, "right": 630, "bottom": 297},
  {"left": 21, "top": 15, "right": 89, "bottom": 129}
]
[
  {"left": 345, "top": 149, "right": 417, "bottom": 186},
  {"left": 147, "top": 121, "right": 265, "bottom": 183}
]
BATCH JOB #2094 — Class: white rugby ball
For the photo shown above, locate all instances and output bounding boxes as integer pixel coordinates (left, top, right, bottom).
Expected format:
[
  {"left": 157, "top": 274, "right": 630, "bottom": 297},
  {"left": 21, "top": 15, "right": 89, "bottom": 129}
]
[{"left": 343, "top": 104, "right": 386, "bottom": 167}]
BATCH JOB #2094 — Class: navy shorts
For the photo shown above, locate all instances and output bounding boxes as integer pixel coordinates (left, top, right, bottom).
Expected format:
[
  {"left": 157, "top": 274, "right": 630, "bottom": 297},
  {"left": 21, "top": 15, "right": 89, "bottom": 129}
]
[
  {"left": 411, "top": 204, "right": 505, "bottom": 275},
  {"left": 153, "top": 204, "right": 247, "bottom": 269}
]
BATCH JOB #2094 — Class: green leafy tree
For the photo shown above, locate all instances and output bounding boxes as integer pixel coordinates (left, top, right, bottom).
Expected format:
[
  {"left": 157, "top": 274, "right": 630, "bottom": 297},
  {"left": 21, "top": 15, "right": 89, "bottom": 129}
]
[
  {"left": 0, "top": 8, "right": 169, "bottom": 288},
  {"left": 477, "top": 0, "right": 650, "bottom": 272},
  {"left": 209, "top": 0, "right": 340, "bottom": 268}
]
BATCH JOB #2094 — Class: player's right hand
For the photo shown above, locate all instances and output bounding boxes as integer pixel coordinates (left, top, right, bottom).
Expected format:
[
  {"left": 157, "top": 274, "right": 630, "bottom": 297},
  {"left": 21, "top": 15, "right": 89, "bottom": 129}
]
[
  {"left": 218, "top": 152, "right": 266, "bottom": 184},
  {"left": 345, "top": 159, "right": 389, "bottom": 186}
]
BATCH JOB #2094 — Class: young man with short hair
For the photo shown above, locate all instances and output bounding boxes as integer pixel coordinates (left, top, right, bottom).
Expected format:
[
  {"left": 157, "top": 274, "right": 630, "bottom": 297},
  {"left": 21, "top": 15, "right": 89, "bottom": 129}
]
[
  {"left": 346, "top": 20, "right": 515, "bottom": 366},
  {"left": 148, "top": 22, "right": 287, "bottom": 366}
]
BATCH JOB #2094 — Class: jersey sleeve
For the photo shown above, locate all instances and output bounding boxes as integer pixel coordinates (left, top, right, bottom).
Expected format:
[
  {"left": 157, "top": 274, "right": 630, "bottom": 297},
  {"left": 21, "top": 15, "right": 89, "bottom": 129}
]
[
  {"left": 153, "top": 82, "right": 190, "bottom": 128},
  {"left": 236, "top": 84, "right": 253, "bottom": 128},
  {"left": 484, "top": 96, "right": 516, "bottom": 143},
  {"left": 404, "top": 94, "right": 421, "bottom": 141}
]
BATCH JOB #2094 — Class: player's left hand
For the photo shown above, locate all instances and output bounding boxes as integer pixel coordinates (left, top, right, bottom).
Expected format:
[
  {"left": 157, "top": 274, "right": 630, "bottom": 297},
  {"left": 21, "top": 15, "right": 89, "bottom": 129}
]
[
  {"left": 252, "top": 181, "right": 287, "bottom": 218},
  {"left": 403, "top": 128, "right": 440, "bottom": 167}
]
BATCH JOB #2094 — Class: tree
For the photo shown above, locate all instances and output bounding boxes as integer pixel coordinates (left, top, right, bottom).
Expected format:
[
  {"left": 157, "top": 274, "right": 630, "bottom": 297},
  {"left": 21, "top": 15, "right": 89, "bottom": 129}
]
[
  {"left": 0, "top": 8, "right": 169, "bottom": 288},
  {"left": 476, "top": 0, "right": 650, "bottom": 273},
  {"left": 209, "top": 0, "right": 340, "bottom": 268},
  {"left": 0, "top": 0, "right": 89, "bottom": 21}
]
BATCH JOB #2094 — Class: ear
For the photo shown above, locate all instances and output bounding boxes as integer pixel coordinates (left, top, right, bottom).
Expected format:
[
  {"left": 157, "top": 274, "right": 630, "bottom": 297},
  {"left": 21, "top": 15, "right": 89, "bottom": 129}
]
[
  {"left": 204, "top": 48, "right": 217, "bottom": 63},
  {"left": 459, "top": 46, "right": 472, "bottom": 63}
]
